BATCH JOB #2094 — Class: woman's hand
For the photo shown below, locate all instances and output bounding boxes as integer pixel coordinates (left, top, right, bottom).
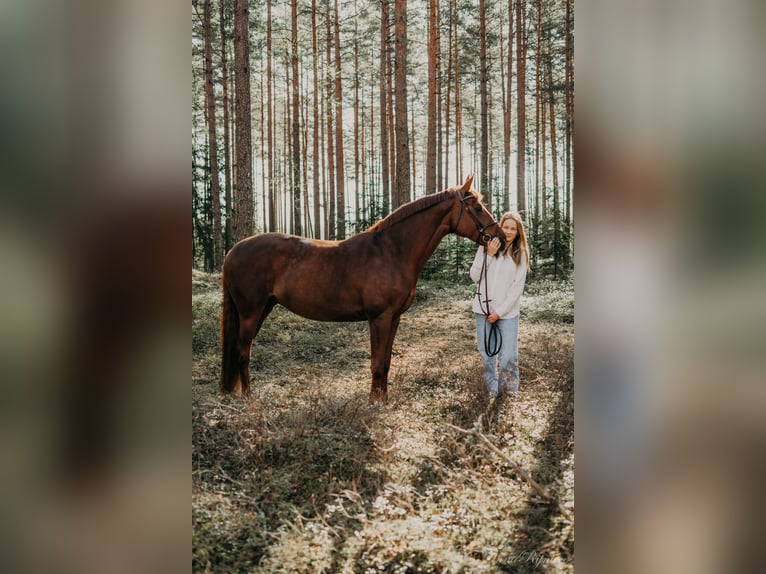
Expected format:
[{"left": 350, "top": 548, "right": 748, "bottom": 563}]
[
  {"left": 487, "top": 312, "right": 500, "bottom": 324},
  {"left": 486, "top": 237, "right": 502, "bottom": 257}
]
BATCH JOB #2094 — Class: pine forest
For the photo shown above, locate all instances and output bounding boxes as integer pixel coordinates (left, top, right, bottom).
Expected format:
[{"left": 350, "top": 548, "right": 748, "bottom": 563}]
[{"left": 192, "top": 0, "right": 573, "bottom": 277}]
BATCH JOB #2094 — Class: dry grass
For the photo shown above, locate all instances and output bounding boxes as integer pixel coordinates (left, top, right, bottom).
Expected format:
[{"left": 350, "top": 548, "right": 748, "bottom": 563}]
[{"left": 192, "top": 270, "right": 573, "bottom": 573}]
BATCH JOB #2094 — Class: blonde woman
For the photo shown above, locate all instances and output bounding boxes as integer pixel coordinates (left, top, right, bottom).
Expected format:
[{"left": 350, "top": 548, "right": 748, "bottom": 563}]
[{"left": 469, "top": 212, "right": 530, "bottom": 398}]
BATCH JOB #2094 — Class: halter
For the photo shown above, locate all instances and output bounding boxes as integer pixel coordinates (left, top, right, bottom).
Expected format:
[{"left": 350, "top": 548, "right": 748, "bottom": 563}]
[{"left": 455, "top": 188, "right": 502, "bottom": 247}]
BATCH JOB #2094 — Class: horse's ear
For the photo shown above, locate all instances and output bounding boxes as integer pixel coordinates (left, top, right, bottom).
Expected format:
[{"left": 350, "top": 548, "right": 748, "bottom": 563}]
[{"left": 460, "top": 174, "right": 475, "bottom": 192}]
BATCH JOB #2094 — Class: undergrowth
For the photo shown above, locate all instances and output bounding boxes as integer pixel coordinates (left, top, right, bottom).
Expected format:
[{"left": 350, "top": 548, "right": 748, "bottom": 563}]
[{"left": 192, "top": 269, "right": 574, "bottom": 573}]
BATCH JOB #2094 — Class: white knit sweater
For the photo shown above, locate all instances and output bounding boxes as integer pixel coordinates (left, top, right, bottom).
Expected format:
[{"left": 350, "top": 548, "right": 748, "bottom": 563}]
[{"left": 469, "top": 246, "right": 528, "bottom": 319}]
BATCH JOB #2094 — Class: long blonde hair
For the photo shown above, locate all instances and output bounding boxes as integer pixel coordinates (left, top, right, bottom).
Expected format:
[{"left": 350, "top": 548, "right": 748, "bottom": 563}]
[{"left": 498, "top": 212, "right": 529, "bottom": 266}]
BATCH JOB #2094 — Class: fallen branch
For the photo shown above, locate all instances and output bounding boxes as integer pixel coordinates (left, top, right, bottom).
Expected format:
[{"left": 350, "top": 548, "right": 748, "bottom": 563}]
[{"left": 445, "top": 416, "right": 573, "bottom": 522}]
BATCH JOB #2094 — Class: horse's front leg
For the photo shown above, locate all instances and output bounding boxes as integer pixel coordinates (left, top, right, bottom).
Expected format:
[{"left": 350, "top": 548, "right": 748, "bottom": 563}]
[{"left": 368, "top": 313, "right": 401, "bottom": 404}]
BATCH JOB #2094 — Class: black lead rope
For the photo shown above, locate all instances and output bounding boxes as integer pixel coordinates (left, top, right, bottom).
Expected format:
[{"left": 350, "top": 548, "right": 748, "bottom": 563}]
[{"left": 477, "top": 247, "right": 502, "bottom": 357}]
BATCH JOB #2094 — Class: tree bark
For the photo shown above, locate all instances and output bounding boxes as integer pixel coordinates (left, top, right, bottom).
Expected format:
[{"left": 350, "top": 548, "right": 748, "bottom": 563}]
[
  {"left": 325, "top": 0, "right": 336, "bottom": 238},
  {"left": 454, "top": 4, "right": 463, "bottom": 184},
  {"left": 233, "top": 0, "right": 253, "bottom": 241},
  {"left": 203, "top": 0, "right": 222, "bottom": 267},
  {"left": 334, "top": 0, "right": 346, "bottom": 239},
  {"left": 266, "top": 0, "right": 276, "bottom": 231},
  {"left": 479, "top": 0, "right": 489, "bottom": 210},
  {"left": 353, "top": 0, "right": 360, "bottom": 224},
  {"left": 548, "top": 44, "right": 560, "bottom": 276},
  {"left": 311, "top": 0, "right": 321, "bottom": 238},
  {"left": 259, "top": 57, "right": 267, "bottom": 231},
  {"left": 504, "top": 0, "right": 513, "bottom": 212},
  {"left": 445, "top": 0, "right": 453, "bottom": 184},
  {"left": 426, "top": 0, "right": 439, "bottom": 195},
  {"left": 291, "top": 0, "right": 302, "bottom": 236},
  {"left": 219, "top": 0, "right": 233, "bottom": 250},
  {"left": 393, "top": 0, "right": 410, "bottom": 207},
  {"left": 515, "top": 0, "right": 526, "bottom": 215},
  {"left": 379, "top": 0, "right": 391, "bottom": 215},
  {"left": 565, "top": 0, "right": 573, "bottom": 234}
]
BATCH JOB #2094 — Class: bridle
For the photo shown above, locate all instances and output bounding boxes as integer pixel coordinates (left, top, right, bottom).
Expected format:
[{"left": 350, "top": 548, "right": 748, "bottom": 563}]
[{"left": 455, "top": 188, "right": 503, "bottom": 247}]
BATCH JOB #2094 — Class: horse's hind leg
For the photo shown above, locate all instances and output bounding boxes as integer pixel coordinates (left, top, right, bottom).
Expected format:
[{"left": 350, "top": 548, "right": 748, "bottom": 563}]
[
  {"left": 368, "top": 313, "right": 401, "bottom": 404},
  {"left": 238, "top": 300, "right": 276, "bottom": 397}
]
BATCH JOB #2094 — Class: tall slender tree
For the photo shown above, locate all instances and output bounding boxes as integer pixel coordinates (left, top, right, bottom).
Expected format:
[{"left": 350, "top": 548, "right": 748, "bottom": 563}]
[
  {"left": 220, "top": 0, "right": 233, "bottom": 250},
  {"left": 565, "top": 0, "right": 573, "bottom": 233},
  {"left": 203, "top": 0, "right": 222, "bottom": 266},
  {"left": 548, "top": 43, "right": 560, "bottom": 276},
  {"left": 325, "top": 0, "right": 336, "bottom": 238},
  {"left": 311, "top": 0, "right": 321, "bottom": 238},
  {"left": 266, "top": 0, "right": 276, "bottom": 231},
  {"left": 379, "top": 0, "right": 391, "bottom": 214},
  {"left": 479, "top": 0, "right": 489, "bottom": 210},
  {"left": 453, "top": 0, "right": 463, "bottom": 183},
  {"left": 291, "top": 0, "right": 302, "bottom": 235},
  {"left": 334, "top": 0, "right": 346, "bottom": 238},
  {"left": 515, "top": 0, "right": 527, "bottom": 215},
  {"left": 503, "top": 0, "right": 513, "bottom": 212},
  {"left": 393, "top": 0, "right": 410, "bottom": 207},
  {"left": 445, "top": 0, "right": 453, "bottom": 185},
  {"left": 353, "top": 0, "right": 360, "bottom": 224},
  {"left": 233, "top": 0, "right": 253, "bottom": 241},
  {"left": 425, "top": 0, "right": 439, "bottom": 195}
]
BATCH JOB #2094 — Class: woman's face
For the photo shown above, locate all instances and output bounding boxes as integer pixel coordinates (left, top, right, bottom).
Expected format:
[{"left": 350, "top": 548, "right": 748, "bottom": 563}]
[{"left": 501, "top": 219, "right": 518, "bottom": 244}]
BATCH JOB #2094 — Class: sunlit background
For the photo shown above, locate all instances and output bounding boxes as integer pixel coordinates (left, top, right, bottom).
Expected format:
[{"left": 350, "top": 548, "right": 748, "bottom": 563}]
[
  {"left": 576, "top": 0, "right": 766, "bottom": 572},
  {"left": 0, "top": 0, "right": 763, "bottom": 572}
]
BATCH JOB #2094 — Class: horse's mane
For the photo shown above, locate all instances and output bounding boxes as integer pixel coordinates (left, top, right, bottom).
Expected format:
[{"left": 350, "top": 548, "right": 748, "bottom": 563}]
[{"left": 368, "top": 188, "right": 481, "bottom": 232}]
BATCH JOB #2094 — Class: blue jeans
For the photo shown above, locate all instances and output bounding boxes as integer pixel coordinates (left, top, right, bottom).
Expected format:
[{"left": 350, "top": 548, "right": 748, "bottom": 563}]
[{"left": 475, "top": 313, "right": 519, "bottom": 396}]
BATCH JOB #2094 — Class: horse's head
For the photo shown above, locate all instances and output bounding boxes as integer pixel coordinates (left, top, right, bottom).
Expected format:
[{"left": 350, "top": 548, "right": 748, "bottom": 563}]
[{"left": 452, "top": 175, "right": 505, "bottom": 250}]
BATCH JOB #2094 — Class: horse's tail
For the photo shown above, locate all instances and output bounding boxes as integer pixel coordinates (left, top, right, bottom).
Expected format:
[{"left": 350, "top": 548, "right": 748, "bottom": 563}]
[{"left": 219, "top": 273, "right": 240, "bottom": 394}]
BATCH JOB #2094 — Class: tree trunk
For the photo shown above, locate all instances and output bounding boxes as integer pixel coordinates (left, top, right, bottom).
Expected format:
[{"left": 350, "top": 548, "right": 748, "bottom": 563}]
[
  {"left": 479, "top": 0, "right": 489, "bottom": 210},
  {"left": 353, "top": 0, "right": 360, "bottom": 224},
  {"left": 426, "top": 0, "right": 439, "bottom": 195},
  {"left": 515, "top": 0, "right": 526, "bottom": 215},
  {"left": 203, "top": 0, "right": 222, "bottom": 267},
  {"left": 312, "top": 0, "right": 321, "bottom": 238},
  {"left": 233, "top": 0, "right": 253, "bottom": 242},
  {"left": 334, "top": 0, "right": 346, "bottom": 239},
  {"left": 219, "top": 0, "right": 233, "bottom": 251},
  {"left": 435, "top": 4, "right": 442, "bottom": 192},
  {"left": 291, "top": 0, "right": 302, "bottom": 236},
  {"left": 536, "top": 0, "right": 545, "bottom": 233},
  {"left": 410, "top": 99, "right": 416, "bottom": 194},
  {"left": 445, "top": 0, "right": 453, "bottom": 184},
  {"left": 259, "top": 57, "right": 267, "bottom": 231},
  {"left": 302, "top": 68, "right": 311, "bottom": 235},
  {"left": 548, "top": 45, "right": 560, "bottom": 276},
  {"left": 369, "top": 70, "right": 376, "bottom": 219},
  {"left": 454, "top": 6, "right": 463, "bottom": 184},
  {"left": 379, "top": 0, "right": 391, "bottom": 215},
  {"left": 266, "top": 0, "right": 276, "bottom": 232},
  {"left": 393, "top": 0, "right": 410, "bottom": 207},
  {"left": 504, "top": 0, "right": 513, "bottom": 212},
  {"left": 320, "top": 60, "right": 328, "bottom": 238},
  {"left": 565, "top": 0, "right": 573, "bottom": 237},
  {"left": 325, "top": 0, "right": 336, "bottom": 238}
]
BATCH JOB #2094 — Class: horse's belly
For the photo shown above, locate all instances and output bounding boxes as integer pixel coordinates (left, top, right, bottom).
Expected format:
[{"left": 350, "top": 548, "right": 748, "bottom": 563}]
[
  {"left": 281, "top": 297, "right": 366, "bottom": 322},
  {"left": 272, "top": 250, "right": 399, "bottom": 321},
  {"left": 274, "top": 273, "right": 367, "bottom": 321}
]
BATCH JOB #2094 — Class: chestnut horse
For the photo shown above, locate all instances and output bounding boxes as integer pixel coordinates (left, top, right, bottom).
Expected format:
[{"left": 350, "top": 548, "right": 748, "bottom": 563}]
[{"left": 220, "top": 175, "right": 502, "bottom": 403}]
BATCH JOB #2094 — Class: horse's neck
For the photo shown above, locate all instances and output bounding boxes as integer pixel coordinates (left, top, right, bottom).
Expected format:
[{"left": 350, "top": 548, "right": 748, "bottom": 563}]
[{"left": 383, "top": 202, "right": 453, "bottom": 277}]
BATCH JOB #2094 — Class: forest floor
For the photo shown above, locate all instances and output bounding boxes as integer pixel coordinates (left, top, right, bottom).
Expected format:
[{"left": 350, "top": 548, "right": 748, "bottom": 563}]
[{"left": 192, "top": 270, "right": 574, "bottom": 573}]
